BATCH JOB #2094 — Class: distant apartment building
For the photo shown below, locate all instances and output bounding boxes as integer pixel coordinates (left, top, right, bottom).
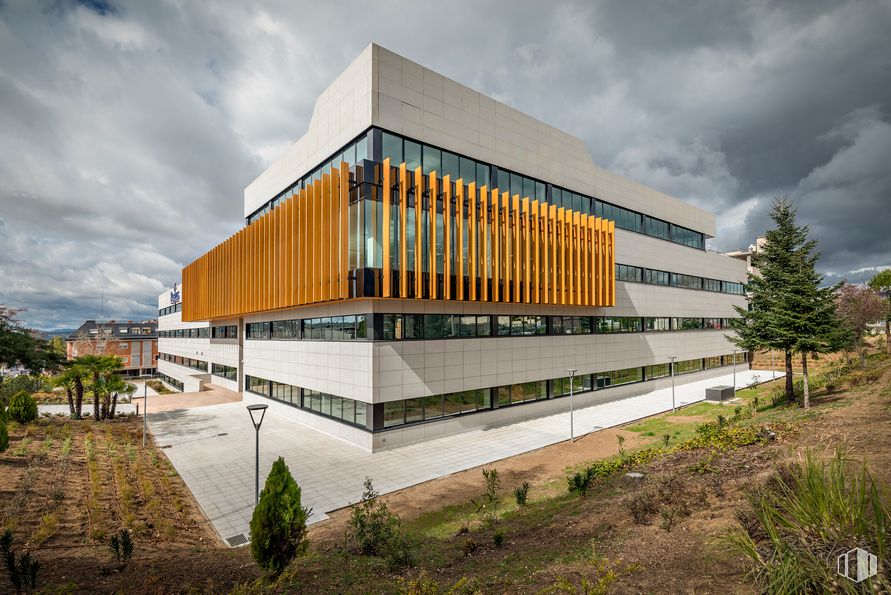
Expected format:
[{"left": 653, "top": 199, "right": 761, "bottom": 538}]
[{"left": 66, "top": 320, "right": 159, "bottom": 376}]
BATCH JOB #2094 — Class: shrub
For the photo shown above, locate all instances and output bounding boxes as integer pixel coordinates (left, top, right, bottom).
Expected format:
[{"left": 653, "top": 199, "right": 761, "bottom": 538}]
[
  {"left": 462, "top": 538, "right": 479, "bottom": 557},
  {"left": 0, "top": 421, "right": 8, "bottom": 453},
  {"left": 348, "top": 477, "right": 413, "bottom": 569},
  {"left": 625, "top": 490, "right": 659, "bottom": 525},
  {"left": 109, "top": 529, "right": 134, "bottom": 567},
  {"left": 7, "top": 392, "right": 37, "bottom": 424},
  {"left": 567, "top": 469, "right": 593, "bottom": 496},
  {"left": 662, "top": 433, "right": 671, "bottom": 447},
  {"left": 514, "top": 481, "right": 530, "bottom": 507},
  {"left": 2, "top": 529, "right": 40, "bottom": 593},
  {"left": 724, "top": 449, "right": 890, "bottom": 592},
  {"left": 471, "top": 468, "right": 501, "bottom": 524},
  {"left": 249, "top": 457, "right": 310, "bottom": 576},
  {"left": 492, "top": 530, "right": 505, "bottom": 548}
]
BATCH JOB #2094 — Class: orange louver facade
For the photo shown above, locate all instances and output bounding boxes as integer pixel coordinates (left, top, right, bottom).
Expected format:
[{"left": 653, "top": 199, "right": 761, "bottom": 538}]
[{"left": 182, "top": 160, "right": 615, "bottom": 321}]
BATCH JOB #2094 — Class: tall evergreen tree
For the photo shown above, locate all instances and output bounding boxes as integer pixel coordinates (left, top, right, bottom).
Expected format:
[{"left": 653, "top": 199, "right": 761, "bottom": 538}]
[
  {"left": 784, "top": 242, "right": 844, "bottom": 408},
  {"left": 730, "top": 198, "right": 840, "bottom": 405}
]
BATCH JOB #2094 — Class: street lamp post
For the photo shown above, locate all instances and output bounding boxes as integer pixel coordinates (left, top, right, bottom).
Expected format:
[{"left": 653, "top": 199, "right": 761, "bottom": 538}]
[
  {"left": 732, "top": 349, "right": 739, "bottom": 399},
  {"left": 668, "top": 356, "right": 677, "bottom": 413},
  {"left": 566, "top": 368, "right": 578, "bottom": 441},
  {"left": 247, "top": 404, "right": 269, "bottom": 505},
  {"left": 771, "top": 350, "right": 775, "bottom": 380},
  {"left": 142, "top": 379, "right": 148, "bottom": 448}
]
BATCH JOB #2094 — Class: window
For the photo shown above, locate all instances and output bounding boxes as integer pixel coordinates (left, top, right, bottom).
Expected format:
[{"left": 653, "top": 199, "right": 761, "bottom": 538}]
[
  {"left": 703, "top": 356, "right": 722, "bottom": 369},
  {"left": 723, "top": 281, "right": 745, "bottom": 295},
  {"left": 644, "top": 317, "right": 671, "bottom": 332},
  {"left": 596, "top": 367, "right": 643, "bottom": 388},
  {"left": 643, "top": 216, "right": 670, "bottom": 241},
  {"left": 616, "top": 264, "right": 642, "bottom": 283},
  {"left": 674, "top": 358, "right": 703, "bottom": 374},
  {"left": 118, "top": 327, "right": 128, "bottom": 334},
  {"left": 595, "top": 317, "right": 641, "bottom": 333},
  {"left": 670, "top": 273, "right": 702, "bottom": 290},
  {"left": 551, "top": 316, "right": 592, "bottom": 335},
  {"left": 703, "top": 278, "right": 722, "bottom": 292},
  {"left": 246, "top": 375, "right": 270, "bottom": 396},
  {"left": 119, "top": 342, "right": 128, "bottom": 350},
  {"left": 271, "top": 319, "right": 300, "bottom": 340},
  {"left": 674, "top": 317, "right": 703, "bottom": 330},
  {"left": 552, "top": 374, "right": 590, "bottom": 397},
  {"left": 246, "top": 322, "right": 271, "bottom": 340},
  {"left": 384, "top": 401, "right": 404, "bottom": 428},
  {"left": 645, "top": 363, "right": 671, "bottom": 380},
  {"left": 643, "top": 269, "right": 670, "bottom": 286},
  {"left": 703, "top": 318, "right": 722, "bottom": 330},
  {"left": 212, "top": 363, "right": 237, "bottom": 381}
]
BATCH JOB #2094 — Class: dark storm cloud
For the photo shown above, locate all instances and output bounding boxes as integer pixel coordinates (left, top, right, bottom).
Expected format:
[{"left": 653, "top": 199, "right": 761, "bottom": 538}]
[{"left": 0, "top": 0, "right": 889, "bottom": 328}]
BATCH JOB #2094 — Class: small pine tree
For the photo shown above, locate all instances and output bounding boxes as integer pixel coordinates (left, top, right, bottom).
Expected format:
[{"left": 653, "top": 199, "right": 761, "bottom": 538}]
[
  {"left": 7, "top": 391, "right": 37, "bottom": 424},
  {"left": 249, "top": 457, "right": 310, "bottom": 576}
]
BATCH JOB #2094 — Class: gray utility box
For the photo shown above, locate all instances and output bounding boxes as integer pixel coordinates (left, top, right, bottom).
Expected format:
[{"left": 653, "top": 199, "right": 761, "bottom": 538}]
[{"left": 706, "top": 385, "right": 734, "bottom": 402}]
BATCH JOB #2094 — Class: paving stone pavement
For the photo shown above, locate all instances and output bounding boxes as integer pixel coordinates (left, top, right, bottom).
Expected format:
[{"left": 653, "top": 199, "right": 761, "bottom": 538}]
[{"left": 148, "top": 369, "right": 775, "bottom": 544}]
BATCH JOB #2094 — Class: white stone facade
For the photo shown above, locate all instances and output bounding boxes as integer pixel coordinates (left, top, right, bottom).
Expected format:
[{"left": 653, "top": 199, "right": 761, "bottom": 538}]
[{"left": 174, "top": 44, "right": 749, "bottom": 451}]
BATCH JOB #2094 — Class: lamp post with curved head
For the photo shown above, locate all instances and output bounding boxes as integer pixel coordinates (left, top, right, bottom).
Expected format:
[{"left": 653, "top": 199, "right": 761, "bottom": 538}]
[
  {"left": 247, "top": 404, "right": 269, "bottom": 505},
  {"left": 732, "top": 349, "right": 739, "bottom": 399},
  {"left": 667, "top": 356, "right": 677, "bottom": 413},
  {"left": 566, "top": 368, "right": 578, "bottom": 441}
]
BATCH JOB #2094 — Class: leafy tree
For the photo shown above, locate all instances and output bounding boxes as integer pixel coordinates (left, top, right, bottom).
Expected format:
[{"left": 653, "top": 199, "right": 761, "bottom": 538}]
[
  {"left": 249, "top": 457, "right": 310, "bottom": 576},
  {"left": 867, "top": 269, "right": 891, "bottom": 355},
  {"left": 7, "top": 391, "right": 38, "bottom": 424},
  {"left": 836, "top": 283, "right": 887, "bottom": 365},
  {"left": 0, "top": 305, "right": 63, "bottom": 374}
]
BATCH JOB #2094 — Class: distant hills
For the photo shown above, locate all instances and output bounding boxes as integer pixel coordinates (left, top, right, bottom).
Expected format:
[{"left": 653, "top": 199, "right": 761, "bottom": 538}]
[{"left": 37, "top": 328, "right": 77, "bottom": 339}]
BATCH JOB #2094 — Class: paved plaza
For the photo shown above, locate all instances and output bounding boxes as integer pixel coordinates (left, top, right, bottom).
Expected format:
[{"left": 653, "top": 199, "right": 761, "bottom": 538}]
[{"left": 149, "top": 369, "right": 773, "bottom": 545}]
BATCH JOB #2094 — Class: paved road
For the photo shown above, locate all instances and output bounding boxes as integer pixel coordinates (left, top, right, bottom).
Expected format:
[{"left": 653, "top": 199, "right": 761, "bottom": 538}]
[{"left": 148, "top": 369, "right": 774, "bottom": 545}]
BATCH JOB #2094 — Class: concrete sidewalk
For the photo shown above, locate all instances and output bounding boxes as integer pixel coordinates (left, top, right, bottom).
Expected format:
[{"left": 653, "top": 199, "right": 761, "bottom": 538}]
[{"left": 149, "top": 368, "right": 774, "bottom": 545}]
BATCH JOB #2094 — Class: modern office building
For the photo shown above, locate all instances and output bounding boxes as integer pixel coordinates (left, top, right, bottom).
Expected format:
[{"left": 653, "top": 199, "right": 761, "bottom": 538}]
[
  {"left": 157, "top": 44, "right": 747, "bottom": 451},
  {"left": 67, "top": 320, "right": 158, "bottom": 376}
]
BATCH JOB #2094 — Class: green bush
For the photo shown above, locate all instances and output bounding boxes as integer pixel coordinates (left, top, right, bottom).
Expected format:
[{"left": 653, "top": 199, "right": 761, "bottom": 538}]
[
  {"left": 249, "top": 457, "right": 310, "bottom": 576},
  {"left": 0, "top": 421, "right": 7, "bottom": 453},
  {"left": 7, "top": 391, "right": 37, "bottom": 424},
  {"left": 514, "top": 481, "right": 530, "bottom": 506},
  {"left": 348, "top": 477, "right": 413, "bottom": 569}
]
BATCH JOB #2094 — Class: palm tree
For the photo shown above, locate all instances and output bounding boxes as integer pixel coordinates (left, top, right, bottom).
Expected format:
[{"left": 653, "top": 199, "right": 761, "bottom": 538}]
[
  {"left": 52, "top": 367, "right": 77, "bottom": 418},
  {"left": 76, "top": 355, "right": 123, "bottom": 421},
  {"left": 53, "top": 362, "right": 89, "bottom": 419},
  {"left": 105, "top": 374, "right": 135, "bottom": 419}
]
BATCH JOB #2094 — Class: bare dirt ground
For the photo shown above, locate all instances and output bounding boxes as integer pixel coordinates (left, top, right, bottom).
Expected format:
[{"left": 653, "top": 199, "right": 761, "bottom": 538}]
[{"left": 2, "top": 351, "right": 888, "bottom": 593}]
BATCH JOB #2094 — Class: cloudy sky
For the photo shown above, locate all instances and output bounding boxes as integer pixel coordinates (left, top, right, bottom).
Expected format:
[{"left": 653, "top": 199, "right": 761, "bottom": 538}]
[{"left": 1, "top": 0, "right": 889, "bottom": 329}]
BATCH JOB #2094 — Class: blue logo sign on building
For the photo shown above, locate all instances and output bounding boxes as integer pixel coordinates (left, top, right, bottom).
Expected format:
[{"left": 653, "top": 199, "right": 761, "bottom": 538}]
[{"left": 170, "top": 283, "right": 181, "bottom": 305}]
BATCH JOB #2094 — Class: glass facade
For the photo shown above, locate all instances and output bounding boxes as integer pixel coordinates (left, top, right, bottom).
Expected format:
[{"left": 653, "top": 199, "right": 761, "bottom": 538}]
[
  {"left": 246, "top": 127, "right": 707, "bottom": 254},
  {"left": 240, "top": 351, "right": 745, "bottom": 432},
  {"left": 241, "top": 313, "right": 734, "bottom": 342},
  {"left": 245, "top": 375, "right": 368, "bottom": 429},
  {"left": 159, "top": 353, "right": 207, "bottom": 372}
]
